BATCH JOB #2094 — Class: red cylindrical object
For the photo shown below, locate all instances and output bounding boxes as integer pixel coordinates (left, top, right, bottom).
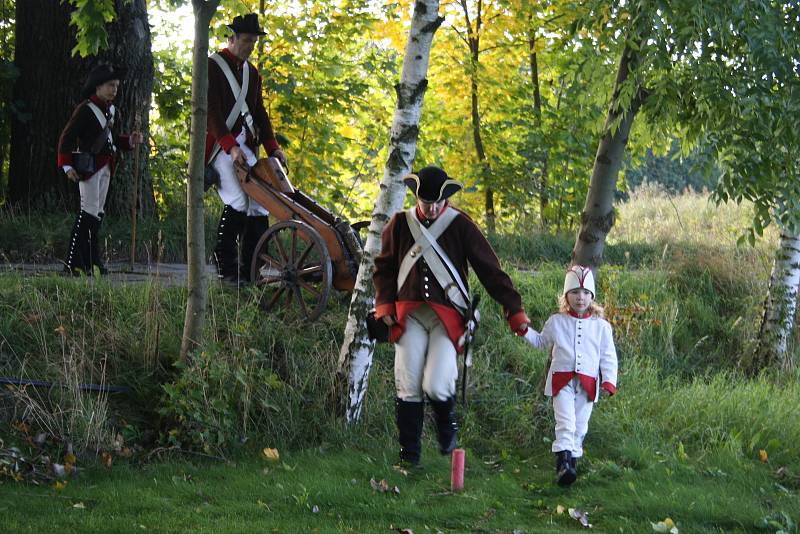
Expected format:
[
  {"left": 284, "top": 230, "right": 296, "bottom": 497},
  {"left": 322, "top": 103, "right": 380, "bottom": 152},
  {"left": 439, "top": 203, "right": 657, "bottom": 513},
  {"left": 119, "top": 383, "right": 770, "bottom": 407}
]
[{"left": 451, "top": 448, "right": 465, "bottom": 491}]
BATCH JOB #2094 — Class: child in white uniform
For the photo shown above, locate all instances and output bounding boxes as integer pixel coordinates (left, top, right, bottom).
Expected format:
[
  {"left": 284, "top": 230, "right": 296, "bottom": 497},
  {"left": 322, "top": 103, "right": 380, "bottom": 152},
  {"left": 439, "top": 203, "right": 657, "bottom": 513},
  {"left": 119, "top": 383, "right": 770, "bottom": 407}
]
[{"left": 523, "top": 265, "right": 618, "bottom": 486}]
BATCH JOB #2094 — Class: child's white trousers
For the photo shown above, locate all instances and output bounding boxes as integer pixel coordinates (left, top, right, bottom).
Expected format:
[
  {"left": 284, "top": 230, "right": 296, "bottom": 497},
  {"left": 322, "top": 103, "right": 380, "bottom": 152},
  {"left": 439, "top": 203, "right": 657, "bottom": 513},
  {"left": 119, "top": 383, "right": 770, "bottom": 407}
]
[{"left": 552, "top": 377, "right": 594, "bottom": 457}]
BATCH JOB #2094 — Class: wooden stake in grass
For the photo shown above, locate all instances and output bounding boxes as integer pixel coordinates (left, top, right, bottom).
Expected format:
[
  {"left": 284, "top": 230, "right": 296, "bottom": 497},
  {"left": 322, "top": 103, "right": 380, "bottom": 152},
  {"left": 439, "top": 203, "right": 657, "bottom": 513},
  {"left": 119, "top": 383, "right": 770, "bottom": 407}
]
[
  {"left": 451, "top": 448, "right": 465, "bottom": 492},
  {"left": 130, "top": 114, "right": 142, "bottom": 271}
]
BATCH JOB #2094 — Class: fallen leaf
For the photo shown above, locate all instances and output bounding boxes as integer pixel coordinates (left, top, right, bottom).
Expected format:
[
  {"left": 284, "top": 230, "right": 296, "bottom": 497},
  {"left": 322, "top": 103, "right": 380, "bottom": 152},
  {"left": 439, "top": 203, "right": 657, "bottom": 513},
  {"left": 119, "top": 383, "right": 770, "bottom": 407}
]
[
  {"left": 52, "top": 480, "right": 68, "bottom": 491},
  {"left": 262, "top": 448, "right": 280, "bottom": 462},
  {"left": 393, "top": 464, "right": 409, "bottom": 476},
  {"left": 55, "top": 325, "right": 66, "bottom": 337},
  {"left": 370, "top": 478, "right": 391, "bottom": 492},
  {"left": 568, "top": 508, "right": 592, "bottom": 528},
  {"left": 396, "top": 529, "right": 413, "bottom": 534},
  {"left": 556, "top": 504, "right": 565, "bottom": 515},
  {"left": 759, "top": 449, "right": 768, "bottom": 463},
  {"left": 311, "top": 505, "right": 320, "bottom": 513},
  {"left": 652, "top": 519, "right": 679, "bottom": 533},
  {"left": 72, "top": 502, "right": 85, "bottom": 509},
  {"left": 101, "top": 451, "right": 113, "bottom": 468},
  {"left": 52, "top": 463, "right": 66, "bottom": 479}
]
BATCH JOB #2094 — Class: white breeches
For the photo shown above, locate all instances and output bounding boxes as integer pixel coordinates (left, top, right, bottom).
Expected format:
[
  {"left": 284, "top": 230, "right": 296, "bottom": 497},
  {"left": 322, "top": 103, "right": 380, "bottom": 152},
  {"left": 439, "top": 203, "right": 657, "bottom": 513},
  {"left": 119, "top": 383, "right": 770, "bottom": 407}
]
[
  {"left": 78, "top": 164, "right": 111, "bottom": 218},
  {"left": 214, "top": 130, "right": 268, "bottom": 215},
  {"left": 552, "top": 377, "right": 594, "bottom": 457},
  {"left": 394, "top": 304, "right": 458, "bottom": 402}
]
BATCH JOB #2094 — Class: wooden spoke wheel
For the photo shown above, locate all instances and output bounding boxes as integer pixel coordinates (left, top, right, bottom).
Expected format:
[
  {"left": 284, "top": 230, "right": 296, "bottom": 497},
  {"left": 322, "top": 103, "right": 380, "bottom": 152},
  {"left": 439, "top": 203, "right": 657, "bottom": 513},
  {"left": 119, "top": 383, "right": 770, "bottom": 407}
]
[{"left": 250, "top": 220, "right": 333, "bottom": 321}]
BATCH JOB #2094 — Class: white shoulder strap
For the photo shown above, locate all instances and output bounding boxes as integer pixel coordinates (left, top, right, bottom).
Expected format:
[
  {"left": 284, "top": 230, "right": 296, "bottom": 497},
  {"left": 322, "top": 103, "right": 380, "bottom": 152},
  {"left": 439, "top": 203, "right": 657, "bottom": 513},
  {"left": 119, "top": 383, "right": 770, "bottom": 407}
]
[
  {"left": 398, "top": 208, "right": 469, "bottom": 313},
  {"left": 397, "top": 207, "right": 459, "bottom": 290},
  {"left": 87, "top": 101, "right": 107, "bottom": 128},
  {"left": 209, "top": 53, "right": 256, "bottom": 163},
  {"left": 86, "top": 101, "right": 114, "bottom": 145}
]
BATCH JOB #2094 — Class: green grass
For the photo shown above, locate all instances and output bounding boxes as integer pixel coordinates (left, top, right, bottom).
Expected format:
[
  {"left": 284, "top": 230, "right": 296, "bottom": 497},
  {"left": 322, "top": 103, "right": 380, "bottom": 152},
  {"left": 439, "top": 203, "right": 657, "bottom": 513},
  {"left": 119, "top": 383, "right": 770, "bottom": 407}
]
[
  {"left": 1, "top": 412, "right": 796, "bottom": 533},
  {"left": 0, "top": 203, "right": 222, "bottom": 264},
  {"left": 1, "top": 189, "right": 799, "bottom": 532}
]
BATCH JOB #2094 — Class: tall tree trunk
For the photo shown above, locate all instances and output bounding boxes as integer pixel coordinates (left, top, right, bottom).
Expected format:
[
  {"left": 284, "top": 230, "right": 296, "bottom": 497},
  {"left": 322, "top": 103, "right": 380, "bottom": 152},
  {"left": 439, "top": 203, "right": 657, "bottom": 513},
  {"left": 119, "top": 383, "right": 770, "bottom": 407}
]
[
  {"left": 180, "top": 0, "right": 220, "bottom": 361},
  {"left": 749, "top": 226, "right": 800, "bottom": 375},
  {"left": 336, "top": 0, "right": 444, "bottom": 424},
  {"left": 571, "top": 41, "right": 645, "bottom": 268},
  {"left": 461, "top": 0, "right": 494, "bottom": 234},
  {"left": 529, "top": 28, "right": 548, "bottom": 230},
  {"left": 99, "top": 0, "right": 154, "bottom": 219},
  {"left": 8, "top": 0, "right": 153, "bottom": 216}
]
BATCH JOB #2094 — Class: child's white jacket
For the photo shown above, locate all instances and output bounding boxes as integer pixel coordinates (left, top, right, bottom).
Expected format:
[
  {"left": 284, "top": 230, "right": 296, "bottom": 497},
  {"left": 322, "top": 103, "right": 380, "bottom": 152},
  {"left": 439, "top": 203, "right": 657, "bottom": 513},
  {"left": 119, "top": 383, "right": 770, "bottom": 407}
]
[{"left": 524, "top": 312, "right": 618, "bottom": 401}]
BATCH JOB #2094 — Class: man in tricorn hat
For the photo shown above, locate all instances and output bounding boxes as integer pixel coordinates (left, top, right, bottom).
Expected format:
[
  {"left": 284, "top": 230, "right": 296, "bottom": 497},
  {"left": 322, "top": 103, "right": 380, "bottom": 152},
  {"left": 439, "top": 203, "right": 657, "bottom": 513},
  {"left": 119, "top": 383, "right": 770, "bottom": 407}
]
[
  {"left": 373, "top": 165, "right": 530, "bottom": 466},
  {"left": 207, "top": 13, "right": 288, "bottom": 284},
  {"left": 57, "top": 63, "right": 143, "bottom": 275}
]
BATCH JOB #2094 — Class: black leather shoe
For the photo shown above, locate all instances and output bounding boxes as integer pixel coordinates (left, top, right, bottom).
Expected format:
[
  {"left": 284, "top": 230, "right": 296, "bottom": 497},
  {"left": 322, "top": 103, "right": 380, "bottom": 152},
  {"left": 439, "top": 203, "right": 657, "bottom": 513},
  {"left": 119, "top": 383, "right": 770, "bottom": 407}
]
[
  {"left": 555, "top": 450, "right": 577, "bottom": 486},
  {"left": 430, "top": 397, "right": 458, "bottom": 455},
  {"left": 396, "top": 398, "right": 424, "bottom": 465}
]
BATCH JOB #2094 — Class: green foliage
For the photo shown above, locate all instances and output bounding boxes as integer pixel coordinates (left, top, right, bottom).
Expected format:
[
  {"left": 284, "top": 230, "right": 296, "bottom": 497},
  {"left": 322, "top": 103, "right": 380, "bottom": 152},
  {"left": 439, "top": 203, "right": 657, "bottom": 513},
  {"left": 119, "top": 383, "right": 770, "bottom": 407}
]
[
  {"left": 624, "top": 141, "right": 719, "bottom": 195},
  {"left": 160, "top": 346, "right": 282, "bottom": 455},
  {"left": 0, "top": 206, "right": 219, "bottom": 263},
  {"left": 64, "top": 0, "right": 116, "bottom": 57}
]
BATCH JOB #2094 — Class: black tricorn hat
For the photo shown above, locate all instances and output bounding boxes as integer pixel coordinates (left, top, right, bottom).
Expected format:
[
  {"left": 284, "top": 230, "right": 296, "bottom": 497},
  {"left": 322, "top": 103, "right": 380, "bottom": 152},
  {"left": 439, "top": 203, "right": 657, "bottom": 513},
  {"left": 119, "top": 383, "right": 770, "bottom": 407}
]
[
  {"left": 403, "top": 166, "right": 463, "bottom": 202},
  {"left": 81, "top": 64, "right": 124, "bottom": 99},
  {"left": 226, "top": 13, "right": 266, "bottom": 35}
]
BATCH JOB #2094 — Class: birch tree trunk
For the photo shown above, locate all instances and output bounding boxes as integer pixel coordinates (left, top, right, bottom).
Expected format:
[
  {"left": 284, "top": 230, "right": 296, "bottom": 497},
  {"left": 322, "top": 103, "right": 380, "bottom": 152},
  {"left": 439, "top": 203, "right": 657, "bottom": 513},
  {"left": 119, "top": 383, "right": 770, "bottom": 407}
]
[
  {"left": 571, "top": 41, "right": 645, "bottom": 268},
  {"left": 180, "top": 0, "right": 220, "bottom": 361},
  {"left": 336, "top": 0, "right": 444, "bottom": 424},
  {"left": 749, "top": 226, "right": 800, "bottom": 374}
]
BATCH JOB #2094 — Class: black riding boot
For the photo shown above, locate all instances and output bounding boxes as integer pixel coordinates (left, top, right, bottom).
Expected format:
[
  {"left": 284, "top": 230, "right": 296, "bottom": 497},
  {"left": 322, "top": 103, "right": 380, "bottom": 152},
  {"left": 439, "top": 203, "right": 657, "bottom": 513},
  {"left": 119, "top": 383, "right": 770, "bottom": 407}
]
[
  {"left": 430, "top": 396, "right": 458, "bottom": 455},
  {"left": 555, "top": 450, "right": 577, "bottom": 486},
  {"left": 213, "top": 205, "right": 247, "bottom": 282},
  {"left": 241, "top": 215, "right": 269, "bottom": 282},
  {"left": 396, "top": 398, "right": 424, "bottom": 465},
  {"left": 89, "top": 212, "right": 107, "bottom": 275},
  {"left": 64, "top": 210, "right": 93, "bottom": 276}
]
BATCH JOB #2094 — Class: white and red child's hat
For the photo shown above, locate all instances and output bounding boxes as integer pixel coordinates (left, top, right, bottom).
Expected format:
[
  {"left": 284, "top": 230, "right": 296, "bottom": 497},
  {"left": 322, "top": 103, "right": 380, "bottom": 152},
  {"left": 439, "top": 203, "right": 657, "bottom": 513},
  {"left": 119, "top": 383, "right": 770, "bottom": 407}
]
[{"left": 563, "top": 265, "right": 595, "bottom": 298}]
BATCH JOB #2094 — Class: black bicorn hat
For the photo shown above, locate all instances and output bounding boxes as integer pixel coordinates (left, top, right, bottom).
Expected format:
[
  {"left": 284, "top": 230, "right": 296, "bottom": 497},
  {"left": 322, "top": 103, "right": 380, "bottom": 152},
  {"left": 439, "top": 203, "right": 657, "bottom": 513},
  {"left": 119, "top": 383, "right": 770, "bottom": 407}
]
[
  {"left": 81, "top": 63, "right": 124, "bottom": 99},
  {"left": 226, "top": 13, "right": 266, "bottom": 36},
  {"left": 403, "top": 166, "right": 463, "bottom": 202}
]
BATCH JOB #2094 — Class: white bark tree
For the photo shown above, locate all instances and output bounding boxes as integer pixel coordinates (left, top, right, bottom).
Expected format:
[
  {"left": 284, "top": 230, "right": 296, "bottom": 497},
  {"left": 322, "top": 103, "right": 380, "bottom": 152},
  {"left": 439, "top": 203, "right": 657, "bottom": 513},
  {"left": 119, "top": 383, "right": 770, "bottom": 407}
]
[
  {"left": 180, "top": 0, "right": 221, "bottom": 361},
  {"left": 336, "top": 0, "right": 444, "bottom": 424},
  {"left": 751, "top": 225, "right": 800, "bottom": 374}
]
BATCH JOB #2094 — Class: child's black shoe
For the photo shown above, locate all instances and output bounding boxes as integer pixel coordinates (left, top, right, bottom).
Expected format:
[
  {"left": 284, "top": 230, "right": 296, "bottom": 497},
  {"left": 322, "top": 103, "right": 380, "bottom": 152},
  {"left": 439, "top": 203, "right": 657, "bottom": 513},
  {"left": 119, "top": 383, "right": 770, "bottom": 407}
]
[{"left": 555, "top": 450, "right": 577, "bottom": 486}]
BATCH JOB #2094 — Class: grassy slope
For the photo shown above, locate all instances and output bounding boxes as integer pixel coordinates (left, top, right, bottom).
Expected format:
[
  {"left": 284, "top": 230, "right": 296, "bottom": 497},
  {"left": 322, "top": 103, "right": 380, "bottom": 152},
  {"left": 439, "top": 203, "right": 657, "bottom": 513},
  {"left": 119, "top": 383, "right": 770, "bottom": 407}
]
[
  {"left": 1, "top": 188, "right": 799, "bottom": 532},
  {"left": 0, "top": 429, "right": 795, "bottom": 533}
]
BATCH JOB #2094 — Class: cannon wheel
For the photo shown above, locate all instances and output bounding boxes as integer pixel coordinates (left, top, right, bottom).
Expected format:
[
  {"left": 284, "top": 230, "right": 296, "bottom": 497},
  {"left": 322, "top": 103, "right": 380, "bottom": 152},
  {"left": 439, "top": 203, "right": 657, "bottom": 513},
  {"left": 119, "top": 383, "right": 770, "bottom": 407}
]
[{"left": 250, "top": 220, "right": 333, "bottom": 321}]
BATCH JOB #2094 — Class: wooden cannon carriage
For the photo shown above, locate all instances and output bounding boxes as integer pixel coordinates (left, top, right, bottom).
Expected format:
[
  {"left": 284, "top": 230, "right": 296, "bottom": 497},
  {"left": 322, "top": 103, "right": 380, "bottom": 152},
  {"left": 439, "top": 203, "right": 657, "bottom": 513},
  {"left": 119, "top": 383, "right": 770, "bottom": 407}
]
[{"left": 236, "top": 157, "right": 368, "bottom": 321}]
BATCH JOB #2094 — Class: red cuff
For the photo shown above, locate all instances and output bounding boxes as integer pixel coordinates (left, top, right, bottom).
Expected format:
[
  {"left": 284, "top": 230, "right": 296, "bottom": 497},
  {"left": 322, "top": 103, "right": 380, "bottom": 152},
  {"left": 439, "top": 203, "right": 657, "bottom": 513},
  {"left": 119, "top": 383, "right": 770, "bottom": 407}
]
[
  {"left": 375, "top": 303, "right": 396, "bottom": 319},
  {"left": 219, "top": 134, "right": 238, "bottom": 153},
  {"left": 508, "top": 311, "right": 530, "bottom": 335},
  {"left": 601, "top": 382, "right": 616, "bottom": 396},
  {"left": 57, "top": 153, "right": 73, "bottom": 167},
  {"left": 263, "top": 138, "right": 280, "bottom": 155}
]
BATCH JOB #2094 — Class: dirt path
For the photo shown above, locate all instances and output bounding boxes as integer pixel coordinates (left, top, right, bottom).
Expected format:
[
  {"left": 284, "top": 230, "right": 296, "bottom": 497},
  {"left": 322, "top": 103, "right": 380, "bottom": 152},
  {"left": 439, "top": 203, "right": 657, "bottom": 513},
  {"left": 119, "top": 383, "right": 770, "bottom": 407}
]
[{"left": 1, "top": 262, "right": 217, "bottom": 286}]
